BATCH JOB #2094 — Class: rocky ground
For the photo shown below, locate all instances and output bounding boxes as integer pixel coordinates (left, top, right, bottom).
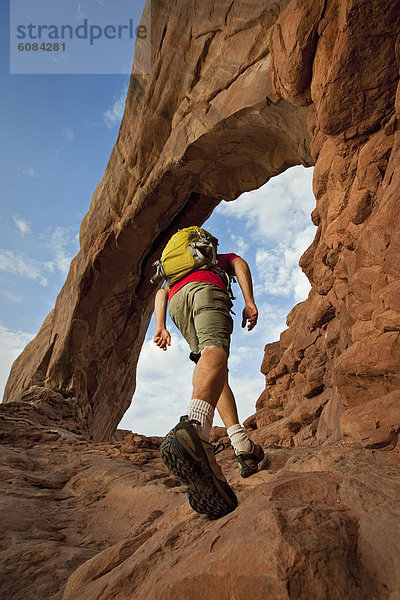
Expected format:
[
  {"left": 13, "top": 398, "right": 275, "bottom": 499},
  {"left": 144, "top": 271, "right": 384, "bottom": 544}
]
[{"left": 1, "top": 402, "right": 399, "bottom": 600}]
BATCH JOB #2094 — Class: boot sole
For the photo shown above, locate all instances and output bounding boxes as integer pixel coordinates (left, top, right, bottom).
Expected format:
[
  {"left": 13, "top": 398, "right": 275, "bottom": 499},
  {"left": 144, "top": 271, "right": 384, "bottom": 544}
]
[{"left": 160, "top": 428, "right": 237, "bottom": 519}]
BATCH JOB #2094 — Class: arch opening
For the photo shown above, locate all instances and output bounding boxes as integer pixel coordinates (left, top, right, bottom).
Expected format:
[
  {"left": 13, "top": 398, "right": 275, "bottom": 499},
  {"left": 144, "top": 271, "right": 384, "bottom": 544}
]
[{"left": 119, "top": 165, "right": 316, "bottom": 436}]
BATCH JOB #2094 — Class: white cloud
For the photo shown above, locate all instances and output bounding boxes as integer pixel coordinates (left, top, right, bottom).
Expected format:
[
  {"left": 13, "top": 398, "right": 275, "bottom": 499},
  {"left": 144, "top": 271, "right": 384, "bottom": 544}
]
[
  {"left": 255, "top": 224, "right": 314, "bottom": 303},
  {"left": 0, "top": 289, "right": 23, "bottom": 303},
  {"left": 13, "top": 215, "right": 30, "bottom": 236},
  {"left": 119, "top": 334, "right": 194, "bottom": 436},
  {"left": 228, "top": 344, "right": 257, "bottom": 368},
  {"left": 0, "top": 227, "right": 78, "bottom": 287},
  {"left": 230, "top": 298, "right": 289, "bottom": 353},
  {"left": 254, "top": 301, "right": 290, "bottom": 342},
  {"left": 44, "top": 227, "right": 78, "bottom": 277},
  {"left": 104, "top": 88, "right": 128, "bottom": 128},
  {"left": 62, "top": 128, "right": 74, "bottom": 142},
  {"left": 292, "top": 265, "right": 312, "bottom": 302},
  {"left": 76, "top": 3, "right": 86, "bottom": 20},
  {"left": 222, "top": 374, "right": 264, "bottom": 424},
  {"left": 217, "top": 165, "right": 315, "bottom": 245},
  {"left": 21, "top": 166, "right": 38, "bottom": 178},
  {"left": 223, "top": 342, "right": 265, "bottom": 423},
  {"left": 230, "top": 233, "right": 249, "bottom": 256},
  {"left": 216, "top": 166, "right": 315, "bottom": 303},
  {"left": 0, "top": 250, "right": 48, "bottom": 286},
  {"left": 0, "top": 324, "right": 34, "bottom": 400}
]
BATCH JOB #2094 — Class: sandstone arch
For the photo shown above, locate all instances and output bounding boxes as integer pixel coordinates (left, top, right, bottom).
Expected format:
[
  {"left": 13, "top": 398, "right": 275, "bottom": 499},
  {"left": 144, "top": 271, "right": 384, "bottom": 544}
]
[
  {"left": 3, "top": 0, "right": 312, "bottom": 440},
  {"left": 3, "top": 0, "right": 400, "bottom": 452}
]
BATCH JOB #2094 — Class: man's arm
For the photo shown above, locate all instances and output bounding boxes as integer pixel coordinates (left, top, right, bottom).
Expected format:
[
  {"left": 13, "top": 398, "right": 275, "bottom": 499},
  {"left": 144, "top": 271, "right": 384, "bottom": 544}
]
[
  {"left": 153, "top": 287, "right": 171, "bottom": 350},
  {"left": 231, "top": 257, "right": 258, "bottom": 331}
]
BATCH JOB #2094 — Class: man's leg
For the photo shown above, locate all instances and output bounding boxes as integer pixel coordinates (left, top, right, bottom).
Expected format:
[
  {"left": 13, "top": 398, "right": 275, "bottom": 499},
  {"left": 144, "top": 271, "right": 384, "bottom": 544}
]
[
  {"left": 216, "top": 375, "right": 252, "bottom": 453},
  {"left": 188, "top": 345, "right": 227, "bottom": 441},
  {"left": 190, "top": 350, "right": 254, "bottom": 455},
  {"left": 160, "top": 342, "right": 238, "bottom": 517},
  {"left": 192, "top": 345, "right": 228, "bottom": 406},
  {"left": 183, "top": 283, "right": 234, "bottom": 442},
  {"left": 215, "top": 374, "right": 265, "bottom": 477},
  {"left": 216, "top": 376, "right": 239, "bottom": 429}
]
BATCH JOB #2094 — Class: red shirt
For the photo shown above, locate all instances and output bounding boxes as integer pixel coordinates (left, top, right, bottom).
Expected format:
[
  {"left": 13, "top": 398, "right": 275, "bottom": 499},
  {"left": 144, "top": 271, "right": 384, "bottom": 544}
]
[{"left": 168, "top": 253, "right": 239, "bottom": 301}]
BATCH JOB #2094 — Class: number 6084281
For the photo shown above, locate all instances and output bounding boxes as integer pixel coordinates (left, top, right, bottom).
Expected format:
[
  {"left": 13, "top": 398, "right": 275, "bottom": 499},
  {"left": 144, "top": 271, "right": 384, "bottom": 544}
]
[{"left": 18, "top": 42, "right": 66, "bottom": 51}]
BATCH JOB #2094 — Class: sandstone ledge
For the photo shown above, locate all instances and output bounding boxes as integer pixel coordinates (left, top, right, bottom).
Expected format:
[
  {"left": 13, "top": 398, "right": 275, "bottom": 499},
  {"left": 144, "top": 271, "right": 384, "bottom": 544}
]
[{"left": 1, "top": 409, "right": 399, "bottom": 599}]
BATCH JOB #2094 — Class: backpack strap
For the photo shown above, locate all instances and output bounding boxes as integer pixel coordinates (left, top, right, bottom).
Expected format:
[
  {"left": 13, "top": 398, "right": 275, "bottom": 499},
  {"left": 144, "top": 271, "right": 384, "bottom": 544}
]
[
  {"left": 198, "top": 264, "right": 236, "bottom": 302},
  {"left": 150, "top": 259, "right": 166, "bottom": 284}
]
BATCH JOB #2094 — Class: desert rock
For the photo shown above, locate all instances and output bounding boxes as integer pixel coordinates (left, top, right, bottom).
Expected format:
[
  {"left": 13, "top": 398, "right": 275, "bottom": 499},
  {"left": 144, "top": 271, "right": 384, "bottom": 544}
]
[
  {"left": 1, "top": 403, "right": 399, "bottom": 599},
  {"left": 1, "top": 0, "right": 400, "bottom": 597}
]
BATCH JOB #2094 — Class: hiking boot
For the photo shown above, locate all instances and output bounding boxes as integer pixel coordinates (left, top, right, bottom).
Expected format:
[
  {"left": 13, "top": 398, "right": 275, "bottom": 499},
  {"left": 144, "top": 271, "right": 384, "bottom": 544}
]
[
  {"left": 160, "top": 416, "right": 238, "bottom": 519},
  {"left": 235, "top": 442, "right": 264, "bottom": 478}
]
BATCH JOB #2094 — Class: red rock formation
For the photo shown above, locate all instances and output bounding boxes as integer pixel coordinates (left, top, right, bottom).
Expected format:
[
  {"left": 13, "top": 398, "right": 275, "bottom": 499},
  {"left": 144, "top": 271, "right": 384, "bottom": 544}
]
[
  {"left": 3, "top": 0, "right": 311, "bottom": 441},
  {"left": 1, "top": 0, "right": 400, "bottom": 597},
  {"left": 249, "top": 0, "right": 400, "bottom": 450}
]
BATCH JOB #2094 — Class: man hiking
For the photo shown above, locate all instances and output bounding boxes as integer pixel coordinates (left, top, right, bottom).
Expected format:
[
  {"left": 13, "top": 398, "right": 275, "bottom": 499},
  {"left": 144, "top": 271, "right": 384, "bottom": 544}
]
[{"left": 152, "top": 226, "right": 264, "bottom": 518}]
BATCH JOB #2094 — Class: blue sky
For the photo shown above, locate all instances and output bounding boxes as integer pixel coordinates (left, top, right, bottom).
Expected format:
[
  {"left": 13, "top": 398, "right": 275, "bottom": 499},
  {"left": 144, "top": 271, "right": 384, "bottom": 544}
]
[{"left": 1, "top": 1, "right": 316, "bottom": 436}]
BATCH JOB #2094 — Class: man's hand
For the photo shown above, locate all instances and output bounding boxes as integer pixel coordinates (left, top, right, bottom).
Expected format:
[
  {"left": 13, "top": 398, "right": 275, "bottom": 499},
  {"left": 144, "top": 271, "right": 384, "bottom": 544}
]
[
  {"left": 241, "top": 301, "right": 258, "bottom": 331},
  {"left": 153, "top": 327, "right": 171, "bottom": 351}
]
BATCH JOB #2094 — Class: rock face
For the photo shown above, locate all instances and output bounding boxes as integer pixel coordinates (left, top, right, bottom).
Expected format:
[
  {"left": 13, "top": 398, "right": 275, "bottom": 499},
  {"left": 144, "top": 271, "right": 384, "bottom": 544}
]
[
  {"left": 247, "top": 0, "right": 400, "bottom": 450},
  {"left": 1, "top": 0, "right": 400, "bottom": 597}
]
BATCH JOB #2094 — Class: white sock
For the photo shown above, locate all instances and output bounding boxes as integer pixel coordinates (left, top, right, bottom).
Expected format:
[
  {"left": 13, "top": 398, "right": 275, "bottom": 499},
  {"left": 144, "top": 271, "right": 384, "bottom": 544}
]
[
  {"left": 227, "top": 424, "right": 252, "bottom": 454},
  {"left": 187, "top": 399, "right": 214, "bottom": 441}
]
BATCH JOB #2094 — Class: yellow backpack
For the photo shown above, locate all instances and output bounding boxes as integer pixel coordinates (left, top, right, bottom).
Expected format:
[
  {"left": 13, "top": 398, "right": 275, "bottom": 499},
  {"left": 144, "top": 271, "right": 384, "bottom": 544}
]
[{"left": 151, "top": 226, "right": 219, "bottom": 286}]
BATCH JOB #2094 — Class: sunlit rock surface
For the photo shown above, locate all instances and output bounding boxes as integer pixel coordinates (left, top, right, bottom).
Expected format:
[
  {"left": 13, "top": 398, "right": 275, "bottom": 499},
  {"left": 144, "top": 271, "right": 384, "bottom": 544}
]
[{"left": 1, "top": 410, "right": 399, "bottom": 599}]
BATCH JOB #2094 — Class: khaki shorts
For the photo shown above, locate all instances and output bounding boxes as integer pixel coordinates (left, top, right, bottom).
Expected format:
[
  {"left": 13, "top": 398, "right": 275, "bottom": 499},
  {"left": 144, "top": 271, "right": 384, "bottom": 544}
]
[{"left": 169, "top": 282, "right": 233, "bottom": 357}]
